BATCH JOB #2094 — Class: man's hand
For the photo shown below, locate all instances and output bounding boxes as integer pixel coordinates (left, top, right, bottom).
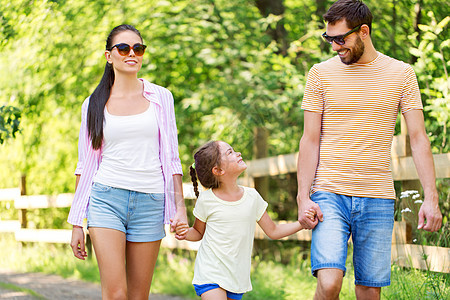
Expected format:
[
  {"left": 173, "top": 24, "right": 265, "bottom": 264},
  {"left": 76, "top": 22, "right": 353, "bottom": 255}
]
[
  {"left": 417, "top": 197, "right": 442, "bottom": 232},
  {"left": 297, "top": 196, "right": 323, "bottom": 229}
]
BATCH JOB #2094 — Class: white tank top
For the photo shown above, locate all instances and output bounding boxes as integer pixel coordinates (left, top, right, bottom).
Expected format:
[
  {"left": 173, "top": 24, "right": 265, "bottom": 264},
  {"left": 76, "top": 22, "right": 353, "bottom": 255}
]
[{"left": 93, "top": 103, "right": 164, "bottom": 193}]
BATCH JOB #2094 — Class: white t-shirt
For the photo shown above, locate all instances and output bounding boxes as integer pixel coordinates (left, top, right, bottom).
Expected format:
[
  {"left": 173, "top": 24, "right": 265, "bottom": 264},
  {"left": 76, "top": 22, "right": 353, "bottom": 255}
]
[
  {"left": 93, "top": 103, "right": 164, "bottom": 193},
  {"left": 192, "top": 187, "right": 268, "bottom": 293}
]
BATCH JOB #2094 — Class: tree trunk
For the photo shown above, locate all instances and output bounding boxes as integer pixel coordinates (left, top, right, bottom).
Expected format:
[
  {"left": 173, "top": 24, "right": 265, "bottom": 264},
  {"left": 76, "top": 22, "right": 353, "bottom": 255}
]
[
  {"left": 316, "top": 0, "right": 328, "bottom": 52},
  {"left": 255, "top": 0, "right": 288, "bottom": 55},
  {"left": 253, "top": 127, "right": 269, "bottom": 200},
  {"left": 411, "top": 0, "right": 422, "bottom": 64}
]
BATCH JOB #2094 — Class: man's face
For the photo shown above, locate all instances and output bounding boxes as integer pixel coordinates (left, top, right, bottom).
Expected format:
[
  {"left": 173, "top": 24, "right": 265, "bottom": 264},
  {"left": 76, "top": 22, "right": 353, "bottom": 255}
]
[{"left": 325, "top": 20, "right": 365, "bottom": 65}]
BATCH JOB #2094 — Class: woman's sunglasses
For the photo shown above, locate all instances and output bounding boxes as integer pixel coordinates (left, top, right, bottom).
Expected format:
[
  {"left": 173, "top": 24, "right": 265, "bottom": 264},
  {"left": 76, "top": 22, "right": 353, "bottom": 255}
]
[
  {"left": 108, "top": 43, "right": 147, "bottom": 56},
  {"left": 322, "top": 24, "right": 362, "bottom": 45}
]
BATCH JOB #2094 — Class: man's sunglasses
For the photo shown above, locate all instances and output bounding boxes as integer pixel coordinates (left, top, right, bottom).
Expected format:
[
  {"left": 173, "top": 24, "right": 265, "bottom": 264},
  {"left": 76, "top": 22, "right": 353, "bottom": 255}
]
[
  {"left": 108, "top": 43, "right": 147, "bottom": 56},
  {"left": 322, "top": 24, "right": 362, "bottom": 45}
]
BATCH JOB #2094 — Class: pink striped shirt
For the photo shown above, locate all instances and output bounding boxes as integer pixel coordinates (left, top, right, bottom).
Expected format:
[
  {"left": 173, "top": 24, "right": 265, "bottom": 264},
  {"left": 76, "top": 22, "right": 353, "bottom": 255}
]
[{"left": 67, "top": 79, "right": 183, "bottom": 226}]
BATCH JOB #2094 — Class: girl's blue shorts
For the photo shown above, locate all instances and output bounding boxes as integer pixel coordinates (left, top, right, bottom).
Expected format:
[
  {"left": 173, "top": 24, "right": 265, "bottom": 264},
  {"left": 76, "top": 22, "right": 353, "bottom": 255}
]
[{"left": 193, "top": 284, "right": 244, "bottom": 300}]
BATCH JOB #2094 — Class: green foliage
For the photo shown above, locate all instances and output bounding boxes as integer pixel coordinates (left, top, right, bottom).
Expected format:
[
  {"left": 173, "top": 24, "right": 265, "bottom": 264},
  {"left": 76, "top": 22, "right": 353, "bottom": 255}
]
[
  {"left": 0, "top": 105, "right": 21, "bottom": 144},
  {"left": 0, "top": 0, "right": 448, "bottom": 234},
  {"left": 410, "top": 13, "right": 449, "bottom": 153},
  {"left": 386, "top": 265, "right": 450, "bottom": 299}
]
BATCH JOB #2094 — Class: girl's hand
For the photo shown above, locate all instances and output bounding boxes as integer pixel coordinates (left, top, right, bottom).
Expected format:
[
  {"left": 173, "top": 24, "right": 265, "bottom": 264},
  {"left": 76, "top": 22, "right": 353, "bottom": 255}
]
[
  {"left": 70, "top": 226, "right": 87, "bottom": 260},
  {"left": 304, "top": 208, "right": 316, "bottom": 222}
]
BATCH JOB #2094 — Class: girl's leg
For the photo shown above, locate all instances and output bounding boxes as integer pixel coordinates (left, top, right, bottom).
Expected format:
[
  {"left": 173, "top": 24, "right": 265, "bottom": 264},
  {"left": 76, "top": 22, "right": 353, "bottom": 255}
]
[
  {"left": 89, "top": 227, "right": 127, "bottom": 300},
  {"left": 201, "top": 287, "right": 228, "bottom": 300},
  {"left": 126, "top": 240, "right": 161, "bottom": 300}
]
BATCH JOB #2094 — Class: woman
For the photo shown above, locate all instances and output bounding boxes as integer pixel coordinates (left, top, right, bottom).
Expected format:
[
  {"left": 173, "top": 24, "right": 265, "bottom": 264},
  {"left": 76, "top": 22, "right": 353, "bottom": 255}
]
[{"left": 68, "top": 24, "right": 187, "bottom": 299}]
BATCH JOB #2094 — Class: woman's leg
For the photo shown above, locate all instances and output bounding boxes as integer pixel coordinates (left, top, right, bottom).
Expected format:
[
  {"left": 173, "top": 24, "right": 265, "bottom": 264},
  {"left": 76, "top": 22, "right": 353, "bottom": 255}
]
[
  {"left": 89, "top": 227, "right": 127, "bottom": 300},
  {"left": 126, "top": 240, "right": 161, "bottom": 300}
]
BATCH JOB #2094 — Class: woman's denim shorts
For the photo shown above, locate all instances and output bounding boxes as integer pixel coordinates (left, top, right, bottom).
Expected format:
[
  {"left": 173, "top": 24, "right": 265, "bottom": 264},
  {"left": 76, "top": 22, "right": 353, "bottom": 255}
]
[
  {"left": 87, "top": 182, "right": 166, "bottom": 242},
  {"left": 310, "top": 190, "right": 395, "bottom": 287}
]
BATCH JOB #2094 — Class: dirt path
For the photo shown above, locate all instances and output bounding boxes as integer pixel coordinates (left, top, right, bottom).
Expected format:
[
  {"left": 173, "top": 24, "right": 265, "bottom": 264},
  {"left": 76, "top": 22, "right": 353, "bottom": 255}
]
[{"left": 0, "top": 269, "right": 189, "bottom": 300}]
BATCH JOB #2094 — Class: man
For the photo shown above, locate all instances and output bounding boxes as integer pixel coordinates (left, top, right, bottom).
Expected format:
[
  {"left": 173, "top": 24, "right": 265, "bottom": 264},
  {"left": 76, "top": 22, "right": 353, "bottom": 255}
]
[{"left": 296, "top": 1, "right": 442, "bottom": 299}]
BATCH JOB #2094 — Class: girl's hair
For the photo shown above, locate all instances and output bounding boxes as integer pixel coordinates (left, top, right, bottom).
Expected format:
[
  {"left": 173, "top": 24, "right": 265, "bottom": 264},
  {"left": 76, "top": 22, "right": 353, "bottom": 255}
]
[
  {"left": 190, "top": 141, "right": 222, "bottom": 198},
  {"left": 87, "top": 24, "right": 143, "bottom": 149}
]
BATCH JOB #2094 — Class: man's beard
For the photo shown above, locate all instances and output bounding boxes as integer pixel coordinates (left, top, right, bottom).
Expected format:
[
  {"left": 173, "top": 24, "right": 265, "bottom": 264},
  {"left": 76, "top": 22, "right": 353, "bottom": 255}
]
[{"left": 340, "top": 36, "right": 365, "bottom": 65}]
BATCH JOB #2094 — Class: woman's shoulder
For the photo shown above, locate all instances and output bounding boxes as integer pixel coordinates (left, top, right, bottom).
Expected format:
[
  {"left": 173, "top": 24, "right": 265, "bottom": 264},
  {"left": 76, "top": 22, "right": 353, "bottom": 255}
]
[{"left": 141, "top": 78, "right": 173, "bottom": 96}]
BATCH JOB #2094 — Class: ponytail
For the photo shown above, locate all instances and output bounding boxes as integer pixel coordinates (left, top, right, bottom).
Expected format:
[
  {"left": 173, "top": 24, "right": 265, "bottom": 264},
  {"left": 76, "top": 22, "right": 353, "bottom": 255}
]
[
  {"left": 87, "top": 62, "right": 114, "bottom": 149},
  {"left": 190, "top": 165, "right": 200, "bottom": 198}
]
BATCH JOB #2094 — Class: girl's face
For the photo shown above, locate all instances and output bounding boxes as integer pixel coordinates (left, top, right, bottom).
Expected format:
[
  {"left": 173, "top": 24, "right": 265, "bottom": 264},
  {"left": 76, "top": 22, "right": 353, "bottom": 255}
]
[
  {"left": 105, "top": 30, "right": 144, "bottom": 75},
  {"left": 217, "top": 141, "right": 247, "bottom": 175}
]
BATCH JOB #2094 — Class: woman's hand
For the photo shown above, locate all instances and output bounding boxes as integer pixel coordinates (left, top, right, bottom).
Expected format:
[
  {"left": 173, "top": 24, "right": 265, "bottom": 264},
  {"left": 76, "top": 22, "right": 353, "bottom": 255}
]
[
  {"left": 70, "top": 226, "right": 87, "bottom": 260},
  {"left": 170, "top": 207, "right": 188, "bottom": 235}
]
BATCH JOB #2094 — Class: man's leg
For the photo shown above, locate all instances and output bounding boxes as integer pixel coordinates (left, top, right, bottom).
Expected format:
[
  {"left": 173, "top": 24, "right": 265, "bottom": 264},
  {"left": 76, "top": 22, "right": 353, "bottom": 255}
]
[
  {"left": 351, "top": 197, "right": 394, "bottom": 300},
  {"left": 315, "top": 268, "right": 344, "bottom": 300},
  {"left": 310, "top": 192, "right": 352, "bottom": 299},
  {"left": 355, "top": 285, "right": 380, "bottom": 300}
]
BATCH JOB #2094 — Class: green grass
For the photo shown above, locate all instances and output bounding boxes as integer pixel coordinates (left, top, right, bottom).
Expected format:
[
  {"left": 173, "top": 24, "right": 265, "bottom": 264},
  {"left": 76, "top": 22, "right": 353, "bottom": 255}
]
[
  {"left": 0, "top": 282, "right": 46, "bottom": 299},
  {"left": 0, "top": 234, "right": 448, "bottom": 299}
]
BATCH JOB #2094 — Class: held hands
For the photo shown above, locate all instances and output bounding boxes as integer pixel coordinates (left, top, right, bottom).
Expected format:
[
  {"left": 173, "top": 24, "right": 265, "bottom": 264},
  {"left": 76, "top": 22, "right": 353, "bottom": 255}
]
[
  {"left": 298, "top": 196, "right": 323, "bottom": 230},
  {"left": 304, "top": 208, "right": 316, "bottom": 222},
  {"left": 170, "top": 219, "right": 189, "bottom": 240},
  {"left": 170, "top": 207, "right": 188, "bottom": 234},
  {"left": 70, "top": 226, "right": 87, "bottom": 260}
]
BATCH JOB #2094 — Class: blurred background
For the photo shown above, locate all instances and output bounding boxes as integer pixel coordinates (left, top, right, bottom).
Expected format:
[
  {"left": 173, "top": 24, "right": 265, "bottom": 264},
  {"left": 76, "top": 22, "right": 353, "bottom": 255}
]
[{"left": 0, "top": 0, "right": 448, "bottom": 299}]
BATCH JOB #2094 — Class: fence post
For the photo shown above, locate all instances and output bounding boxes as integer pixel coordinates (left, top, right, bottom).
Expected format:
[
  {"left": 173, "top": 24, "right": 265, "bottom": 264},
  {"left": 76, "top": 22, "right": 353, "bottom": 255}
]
[{"left": 19, "top": 174, "right": 27, "bottom": 228}]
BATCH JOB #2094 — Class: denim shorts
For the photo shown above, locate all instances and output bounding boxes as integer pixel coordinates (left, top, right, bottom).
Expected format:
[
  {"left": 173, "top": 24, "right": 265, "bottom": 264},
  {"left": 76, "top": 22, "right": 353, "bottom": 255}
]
[
  {"left": 310, "top": 191, "right": 395, "bottom": 287},
  {"left": 87, "top": 182, "right": 166, "bottom": 242},
  {"left": 193, "top": 284, "right": 244, "bottom": 300}
]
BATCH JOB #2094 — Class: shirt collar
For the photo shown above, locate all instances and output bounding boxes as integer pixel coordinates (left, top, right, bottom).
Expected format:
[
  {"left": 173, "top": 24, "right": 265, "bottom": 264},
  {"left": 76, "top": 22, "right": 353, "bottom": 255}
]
[{"left": 139, "top": 78, "right": 161, "bottom": 106}]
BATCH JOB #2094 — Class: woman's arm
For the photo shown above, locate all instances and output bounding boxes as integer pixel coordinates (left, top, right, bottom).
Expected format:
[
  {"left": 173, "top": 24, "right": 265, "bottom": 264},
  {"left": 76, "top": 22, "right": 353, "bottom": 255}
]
[
  {"left": 170, "top": 174, "right": 188, "bottom": 232},
  {"left": 70, "top": 174, "right": 87, "bottom": 260}
]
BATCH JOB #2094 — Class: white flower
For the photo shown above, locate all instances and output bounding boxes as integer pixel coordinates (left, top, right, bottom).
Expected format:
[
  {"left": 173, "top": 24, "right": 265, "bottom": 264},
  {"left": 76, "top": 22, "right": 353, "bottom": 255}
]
[
  {"left": 400, "top": 190, "right": 419, "bottom": 198},
  {"left": 414, "top": 200, "right": 423, "bottom": 204},
  {"left": 413, "top": 239, "right": 417, "bottom": 243},
  {"left": 412, "top": 194, "right": 421, "bottom": 199},
  {"left": 401, "top": 208, "right": 412, "bottom": 213}
]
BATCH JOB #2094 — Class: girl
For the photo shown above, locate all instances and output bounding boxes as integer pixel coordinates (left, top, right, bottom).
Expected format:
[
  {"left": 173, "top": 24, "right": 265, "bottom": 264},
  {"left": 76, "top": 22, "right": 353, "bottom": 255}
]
[
  {"left": 68, "top": 24, "right": 187, "bottom": 299},
  {"left": 174, "top": 141, "right": 314, "bottom": 300}
]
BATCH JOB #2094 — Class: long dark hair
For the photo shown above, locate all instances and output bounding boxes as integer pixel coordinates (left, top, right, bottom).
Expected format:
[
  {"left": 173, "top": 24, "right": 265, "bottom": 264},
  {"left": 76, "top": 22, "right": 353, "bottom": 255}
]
[
  {"left": 87, "top": 24, "right": 143, "bottom": 149},
  {"left": 190, "top": 141, "right": 222, "bottom": 198}
]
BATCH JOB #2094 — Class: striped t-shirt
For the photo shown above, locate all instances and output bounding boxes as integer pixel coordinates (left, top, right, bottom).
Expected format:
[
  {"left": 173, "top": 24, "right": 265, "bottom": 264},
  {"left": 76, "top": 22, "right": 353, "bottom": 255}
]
[{"left": 301, "top": 52, "right": 422, "bottom": 199}]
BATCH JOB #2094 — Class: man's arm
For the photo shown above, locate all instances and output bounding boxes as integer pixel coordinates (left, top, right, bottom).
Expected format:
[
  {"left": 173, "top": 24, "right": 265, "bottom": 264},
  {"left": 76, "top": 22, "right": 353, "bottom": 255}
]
[
  {"left": 297, "top": 110, "right": 324, "bottom": 229},
  {"left": 403, "top": 109, "right": 442, "bottom": 232}
]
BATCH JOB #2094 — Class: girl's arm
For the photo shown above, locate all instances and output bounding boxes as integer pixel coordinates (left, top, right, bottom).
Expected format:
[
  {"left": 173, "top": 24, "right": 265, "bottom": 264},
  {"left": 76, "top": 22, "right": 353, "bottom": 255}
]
[
  {"left": 258, "top": 210, "right": 314, "bottom": 240},
  {"left": 174, "top": 218, "right": 206, "bottom": 241}
]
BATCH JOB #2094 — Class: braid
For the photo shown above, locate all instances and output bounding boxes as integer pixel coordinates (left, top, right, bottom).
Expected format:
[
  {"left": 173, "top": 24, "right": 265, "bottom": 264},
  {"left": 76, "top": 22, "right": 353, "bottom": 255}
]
[{"left": 190, "top": 165, "right": 200, "bottom": 198}]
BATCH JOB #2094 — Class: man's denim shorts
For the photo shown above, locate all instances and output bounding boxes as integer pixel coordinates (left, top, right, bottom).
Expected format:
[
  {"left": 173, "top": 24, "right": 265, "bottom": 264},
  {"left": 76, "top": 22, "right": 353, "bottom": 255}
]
[
  {"left": 310, "top": 190, "right": 395, "bottom": 287},
  {"left": 87, "top": 182, "right": 166, "bottom": 242},
  {"left": 193, "top": 284, "right": 244, "bottom": 300}
]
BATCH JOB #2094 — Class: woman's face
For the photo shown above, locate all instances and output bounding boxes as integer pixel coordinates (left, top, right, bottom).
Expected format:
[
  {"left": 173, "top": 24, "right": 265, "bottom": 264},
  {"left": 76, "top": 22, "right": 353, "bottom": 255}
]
[{"left": 105, "top": 30, "right": 144, "bottom": 75}]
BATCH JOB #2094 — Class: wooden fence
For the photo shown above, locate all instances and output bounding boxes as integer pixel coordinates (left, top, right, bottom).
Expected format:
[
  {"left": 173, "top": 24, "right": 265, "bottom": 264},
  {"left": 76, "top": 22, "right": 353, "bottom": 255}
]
[{"left": 0, "top": 135, "right": 449, "bottom": 273}]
